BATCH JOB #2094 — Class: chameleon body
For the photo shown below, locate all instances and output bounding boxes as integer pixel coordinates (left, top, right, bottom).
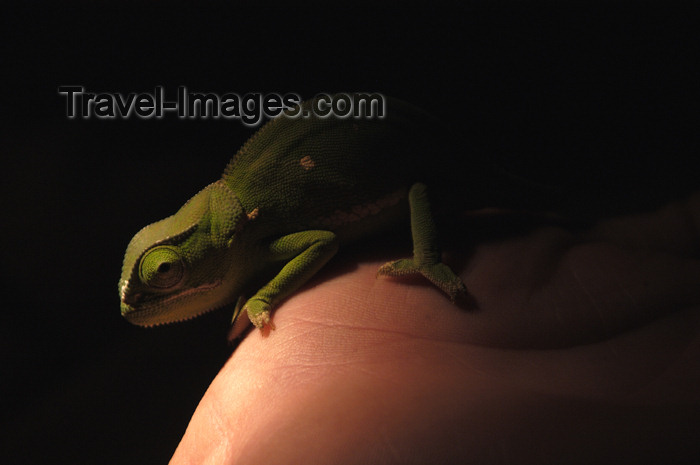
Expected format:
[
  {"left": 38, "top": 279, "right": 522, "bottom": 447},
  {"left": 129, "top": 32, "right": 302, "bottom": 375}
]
[{"left": 119, "top": 96, "right": 466, "bottom": 334}]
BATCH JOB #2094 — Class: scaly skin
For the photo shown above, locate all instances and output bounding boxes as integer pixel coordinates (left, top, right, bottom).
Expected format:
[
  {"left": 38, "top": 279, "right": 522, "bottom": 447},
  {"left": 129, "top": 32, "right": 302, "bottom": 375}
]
[{"left": 119, "top": 95, "right": 466, "bottom": 334}]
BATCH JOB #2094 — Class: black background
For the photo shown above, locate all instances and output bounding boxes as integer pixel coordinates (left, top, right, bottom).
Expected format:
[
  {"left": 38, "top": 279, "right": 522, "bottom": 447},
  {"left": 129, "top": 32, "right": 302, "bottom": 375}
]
[{"left": 2, "top": 2, "right": 699, "bottom": 463}]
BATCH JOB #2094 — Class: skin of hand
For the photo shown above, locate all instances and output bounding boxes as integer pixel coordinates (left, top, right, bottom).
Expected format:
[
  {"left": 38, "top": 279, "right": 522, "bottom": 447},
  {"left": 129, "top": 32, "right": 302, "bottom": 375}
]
[{"left": 170, "top": 193, "right": 700, "bottom": 465}]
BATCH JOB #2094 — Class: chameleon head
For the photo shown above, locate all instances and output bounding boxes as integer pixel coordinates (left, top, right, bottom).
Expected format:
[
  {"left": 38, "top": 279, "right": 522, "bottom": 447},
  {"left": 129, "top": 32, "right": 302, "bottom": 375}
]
[{"left": 119, "top": 181, "right": 247, "bottom": 327}]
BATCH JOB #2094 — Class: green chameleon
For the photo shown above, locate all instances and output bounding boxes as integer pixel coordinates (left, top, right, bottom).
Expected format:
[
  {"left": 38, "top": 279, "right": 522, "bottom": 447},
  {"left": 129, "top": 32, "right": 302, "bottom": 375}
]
[{"left": 119, "top": 95, "right": 467, "bottom": 336}]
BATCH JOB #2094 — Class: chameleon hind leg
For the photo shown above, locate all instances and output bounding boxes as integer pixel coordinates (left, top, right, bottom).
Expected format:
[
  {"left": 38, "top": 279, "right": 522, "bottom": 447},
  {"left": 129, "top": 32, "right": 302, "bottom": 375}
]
[{"left": 377, "top": 182, "right": 467, "bottom": 301}]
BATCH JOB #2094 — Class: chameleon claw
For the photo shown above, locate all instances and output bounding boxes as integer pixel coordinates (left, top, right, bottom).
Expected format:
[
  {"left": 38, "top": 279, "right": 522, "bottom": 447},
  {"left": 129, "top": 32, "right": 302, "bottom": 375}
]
[
  {"left": 248, "top": 308, "right": 274, "bottom": 331},
  {"left": 255, "top": 314, "right": 275, "bottom": 337}
]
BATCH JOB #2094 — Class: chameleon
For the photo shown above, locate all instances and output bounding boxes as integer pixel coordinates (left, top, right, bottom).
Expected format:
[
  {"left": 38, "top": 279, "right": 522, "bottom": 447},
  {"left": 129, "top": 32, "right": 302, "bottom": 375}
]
[{"left": 119, "top": 95, "right": 467, "bottom": 337}]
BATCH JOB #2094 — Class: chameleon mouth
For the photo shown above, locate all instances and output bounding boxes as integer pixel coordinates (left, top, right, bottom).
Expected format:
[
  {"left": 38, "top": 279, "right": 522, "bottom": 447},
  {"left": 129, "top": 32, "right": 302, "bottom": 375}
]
[
  {"left": 123, "top": 304, "right": 220, "bottom": 327},
  {"left": 121, "top": 280, "right": 224, "bottom": 327}
]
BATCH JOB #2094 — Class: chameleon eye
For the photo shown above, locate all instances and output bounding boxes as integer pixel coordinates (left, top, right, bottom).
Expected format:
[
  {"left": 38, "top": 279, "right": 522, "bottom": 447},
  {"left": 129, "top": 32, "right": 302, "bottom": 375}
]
[{"left": 139, "top": 246, "right": 184, "bottom": 289}]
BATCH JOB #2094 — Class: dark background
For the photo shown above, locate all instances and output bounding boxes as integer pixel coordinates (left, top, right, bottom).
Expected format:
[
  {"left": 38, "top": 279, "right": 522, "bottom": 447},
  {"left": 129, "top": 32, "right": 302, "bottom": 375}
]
[{"left": 2, "top": 2, "right": 699, "bottom": 463}]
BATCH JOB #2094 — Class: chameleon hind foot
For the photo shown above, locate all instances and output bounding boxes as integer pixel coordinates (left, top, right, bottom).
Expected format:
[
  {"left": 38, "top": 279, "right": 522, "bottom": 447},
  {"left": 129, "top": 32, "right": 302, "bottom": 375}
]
[
  {"left": 378, "top": 259, "right": 467, "bottom": 301},
  {"left": 376, "top": 182, "right": 467, "bottom": 301}
]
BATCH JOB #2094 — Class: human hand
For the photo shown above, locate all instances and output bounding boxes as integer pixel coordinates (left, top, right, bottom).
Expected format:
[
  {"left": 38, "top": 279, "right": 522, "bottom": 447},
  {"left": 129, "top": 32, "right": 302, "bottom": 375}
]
[{"left": 171, "top": 193, "right": 700, "bottom": 464}]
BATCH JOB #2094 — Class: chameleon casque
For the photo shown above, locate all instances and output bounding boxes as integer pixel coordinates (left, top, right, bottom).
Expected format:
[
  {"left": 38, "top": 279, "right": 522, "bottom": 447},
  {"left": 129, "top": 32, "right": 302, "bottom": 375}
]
[{"left": 119, "top": 95, "right": 467, "bottom": 336}]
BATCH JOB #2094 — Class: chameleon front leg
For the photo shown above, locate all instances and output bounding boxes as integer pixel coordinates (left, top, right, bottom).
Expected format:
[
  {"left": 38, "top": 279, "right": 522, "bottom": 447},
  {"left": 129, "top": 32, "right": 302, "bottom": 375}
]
[
  {"left": 243, "top": 230, "right": 339, "bottom": 330},
  {"left": 377, "top": 182, "right": 467, "bottom": 300}
]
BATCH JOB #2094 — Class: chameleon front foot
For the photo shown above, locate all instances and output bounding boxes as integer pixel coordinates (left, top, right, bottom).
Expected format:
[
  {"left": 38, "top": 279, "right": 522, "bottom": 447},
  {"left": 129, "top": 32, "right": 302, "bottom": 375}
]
[
  {"left": 378, "top": 258, "right": 467, "bottom": 302},
  {"left": 245, "top": 299, "right": 276, "bottom": 331}
]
